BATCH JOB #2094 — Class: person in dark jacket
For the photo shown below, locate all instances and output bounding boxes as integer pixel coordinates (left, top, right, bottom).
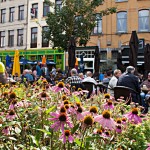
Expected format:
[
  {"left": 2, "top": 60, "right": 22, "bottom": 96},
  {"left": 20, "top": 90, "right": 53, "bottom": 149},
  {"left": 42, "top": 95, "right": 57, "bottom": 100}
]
[{"left": 117, "top": 66, "right": 141, "bottom": 103}]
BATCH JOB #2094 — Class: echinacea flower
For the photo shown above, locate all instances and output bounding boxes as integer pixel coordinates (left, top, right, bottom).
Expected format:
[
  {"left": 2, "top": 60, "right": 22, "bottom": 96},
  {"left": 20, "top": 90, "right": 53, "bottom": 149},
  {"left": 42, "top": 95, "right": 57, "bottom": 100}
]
[
  {"left": 116, "top": 118, "right": 122, "bottom": 124},
  {"left": 68, "top": 104, "right": 76, "bottom": 115},
  {"left": 83, "top": 115, "right": 94, "bottom": 127},
  {"left": 124, "top": 108, "right": 142, "bottom": 124},
  {"left": 3, "top": 92, "right": 9, "bottom": 97},
  {"left": 76, "top": 106, "right": 84, "bottom": 121},
  {"left": 49, "top": 112, "right": 73, "bottom": 131},
  {"left": 52, "top": 82, "right": 70, "bottom": 94},
  {"left": 146, "top": 143, "right": 150, "bottom": 150},
  {"left": 64, "top": 100, "right": 70, "bottom": 105},
  {"left": 94, "top": 129, "right": 103, "bottom": 135},
  {"left": 72, "top": 88, "right": 89, "bottom": 96},
  {"left": 103, "top": 100, "right": 114, "bottom": 110},
  {"left": 62, "top": 95, "right": 67, "bottom": 101},
  {"left": 94, "top": 110, "right": 116, "bottom": 130},
  {"left": 9, "top": 92, "right": 16, "bottom": 99},
  {"left": 16, "top": 100, "right": 31, "bottom": 108},
  {"left": 9, "top": 99, "right": 17, "bottom": 110},
  {"left": 38, "top": 91, "right": 51, "bottom": 100},
  {"left": 104, "top": 93, "right": 110, "bottom": 99},
  {"left": 6, "top": 110, "right": 16, "bottom": 121},
  {"left": 59, "top": 130, "right": 74, "bottom": 144},
  {"left": 2, "top": 126, "right": 11, "bottom": 135},
  {"left": 82, "top": 106, "right": 98, "bottom": 117},
  {"left": 121, "top": 118, "right": 127, "bottom": 125},
  {"left": 116, "top": 125, "right": 122, "bottom": 133}
]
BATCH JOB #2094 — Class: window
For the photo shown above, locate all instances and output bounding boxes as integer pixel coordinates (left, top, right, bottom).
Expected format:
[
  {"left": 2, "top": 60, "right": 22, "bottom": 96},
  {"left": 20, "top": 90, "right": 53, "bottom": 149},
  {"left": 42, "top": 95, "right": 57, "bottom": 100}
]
[
  {"left": 93, "top": 14, "right": 102, "bottom": 34},
  {"left": 31, "top": 3, "right": 38, "bottom": 18},
  {"left": 0, "top": 31, "right": 5, "bottom": 48},
  {"left": 8, "top": 30, "right": 14, "bottom": 47},
  {"left": 31, "top": 27, "right": 37, "bottom": 48},
  {"left": 43, "top": 2, "right": 50, "bottom": 17},
  {"left": 56, "top": 0, "right": 62, "bottom": 12},
  {"left": 139, "top": 10, "right": 149, "bottom": 32},
  {"left": 9, "top": 7, "right": 15, "bottom": 22},
  {"left": 42, "top": 26, "right": 49, "bottom": 47},
  {"left": 18, "top": 5, "right": 24, "bottom": 20},
  {"left": 17, "top": 29, "right": 23, "bottom": 46},
  {"left": 1, "top": 9, "right": 6, "bottom": 23},
  {"left": 117, "top": 11, "right": 127, "bottom": 32}
]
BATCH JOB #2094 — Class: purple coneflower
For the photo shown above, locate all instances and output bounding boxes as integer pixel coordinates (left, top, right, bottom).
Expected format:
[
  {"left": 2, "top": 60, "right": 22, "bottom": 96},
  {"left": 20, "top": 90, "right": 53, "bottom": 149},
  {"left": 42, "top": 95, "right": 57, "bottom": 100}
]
[
  {"left": 52, "top": 82, "right": 70, "bottom": 94},
  {"left": 68, "top": 104, "right": 76, "bottom": 115},
  {"left": 49, "top": 112, "right": 73, "bottom": 132},
  {"left": 94, "top": 110, "right": 116, "bottom": 130},
  {"left": 124, "top": 108, "right": 142, "bottom": 124},
  {"left": 116, "top": 125, "right": 122, "bottom": 133},
  {"left": 6, "top": 110, "right": 17, "bottom": 121},
  {"left": 103, "top": 100, "right": 114, "bottom": 110},
  {"left": 72, "top": 88, "right": 89, "bottom": 96},
  {"left": 121, "top": 117, "right": 127, "bottom": 125},
  {"left": 82, "top": 106, "right": 98, "bottom": 117},
  {"left": 59, "top": 130, "right": 74, "bottom": 144},
  {"left": 9, "top": 99, "right": 17, "bottom": 110},
  {"left": 75, "top": 106, "right": 84, "bottom": 121},
  {"left": 83, "top": 115, "right": 94, "bottom": 127},
  {"left": 2, "top": 126, "right": 11, "bottom": 135}
]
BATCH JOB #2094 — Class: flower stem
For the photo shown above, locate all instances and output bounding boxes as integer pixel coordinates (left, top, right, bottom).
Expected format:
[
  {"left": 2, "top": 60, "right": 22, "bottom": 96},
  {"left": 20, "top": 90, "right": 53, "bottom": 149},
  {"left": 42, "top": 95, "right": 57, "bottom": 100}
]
[{"left": 80, "top": 127, "right": 86, "bottom": 150}]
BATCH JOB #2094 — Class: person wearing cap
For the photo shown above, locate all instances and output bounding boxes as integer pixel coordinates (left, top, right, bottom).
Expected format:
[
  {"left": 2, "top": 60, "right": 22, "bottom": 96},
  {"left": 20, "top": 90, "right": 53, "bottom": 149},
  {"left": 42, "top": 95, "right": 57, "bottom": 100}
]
[
  {"left": 117, "top": 66, "right": 141, "bottom": 103},
  {"left": 0, "top": 62, "right": 8, "bottom": 84},
  {"left": 140, "top": 72, "right": 150, "bottom": 113}
]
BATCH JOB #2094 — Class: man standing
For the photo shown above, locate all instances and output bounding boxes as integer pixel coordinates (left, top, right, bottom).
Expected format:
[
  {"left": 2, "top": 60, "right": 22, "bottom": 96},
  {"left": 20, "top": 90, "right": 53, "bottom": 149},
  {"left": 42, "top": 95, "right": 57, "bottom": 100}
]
[
  {"left": 36, "top": 62, "right": 41, "bottom": 79},
  {"left": 117, "top": 66, "right": 141, "bottom": 103}
]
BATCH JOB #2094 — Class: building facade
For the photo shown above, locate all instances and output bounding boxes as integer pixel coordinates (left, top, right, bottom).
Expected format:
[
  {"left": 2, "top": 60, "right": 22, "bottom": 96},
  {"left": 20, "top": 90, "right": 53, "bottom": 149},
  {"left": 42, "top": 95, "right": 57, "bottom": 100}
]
[
  {"left": 0, "top": 0, "right": 65, "bottom": 70},
  {"left": 76, "top": 0, "right": 150, "bottom": 72},
  {"left": 0, "top": 0, "right": 28, "bottom": 51}
]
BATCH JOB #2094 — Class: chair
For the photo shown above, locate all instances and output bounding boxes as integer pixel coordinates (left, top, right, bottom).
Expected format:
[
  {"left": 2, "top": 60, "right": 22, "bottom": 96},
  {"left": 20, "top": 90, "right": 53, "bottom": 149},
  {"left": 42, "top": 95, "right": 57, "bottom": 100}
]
[
  {"left": 71, "top": 83, "right": 84, "bottom": 91},
  {"left": 114, "top": 86, "right": 140, "bottom": 104},
  {"left": 82, "top": 82, "right": 95, "bottom": 98},
  {"left": 96, "top": 83, "right": 107, "bottom": 93}
]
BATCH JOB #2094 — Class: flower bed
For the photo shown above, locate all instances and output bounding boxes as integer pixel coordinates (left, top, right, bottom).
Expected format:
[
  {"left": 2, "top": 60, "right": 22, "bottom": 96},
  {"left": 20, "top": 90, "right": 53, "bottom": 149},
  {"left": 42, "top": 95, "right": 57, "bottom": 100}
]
[{"left": 0, "top": 79, "right": 150, "bottom": 150}]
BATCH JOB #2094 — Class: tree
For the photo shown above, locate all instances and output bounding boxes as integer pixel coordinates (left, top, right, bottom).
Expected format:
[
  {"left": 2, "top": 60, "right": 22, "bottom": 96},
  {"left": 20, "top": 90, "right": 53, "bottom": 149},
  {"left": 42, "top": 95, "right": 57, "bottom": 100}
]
[{"left": 44, "top": 0, "right": 116, "bottom": 50}]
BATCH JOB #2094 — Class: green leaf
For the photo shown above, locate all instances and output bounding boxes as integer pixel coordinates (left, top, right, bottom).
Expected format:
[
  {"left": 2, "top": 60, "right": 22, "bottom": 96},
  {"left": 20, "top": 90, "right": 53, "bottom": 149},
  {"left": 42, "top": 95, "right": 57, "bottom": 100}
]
[
  {"left": 71, "top": 123, "right": 79, "bottom": 134},
  {"left": 8, "top": 137, "right": 17, "bottom": 141},
  {"left": 29, "top": 135, "right": 39, "bottom": 147},
  {"left": 34, "top": 128, "right": 51, "bottom": 135},
  {"left": 75, "top": 138, "right": 82, "bottom": 146},
  {"left": 74, "top": 95, "right": 81, "bottom": 103},
  {"left": 15, "top": 126, "right": 21, "bottom": 134},
  {"left": 46, "top": 106, "right": 56, "bottom": 115}
]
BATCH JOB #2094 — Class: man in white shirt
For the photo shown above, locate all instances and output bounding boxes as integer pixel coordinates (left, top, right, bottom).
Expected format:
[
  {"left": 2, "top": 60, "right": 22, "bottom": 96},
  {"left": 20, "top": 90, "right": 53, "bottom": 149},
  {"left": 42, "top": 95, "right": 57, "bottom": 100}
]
[
  {"left": 107, "top": 69, "right": 122, "bottom": 96},
  {"left": 82, "top": 71, "right": 97, "bottom": 98}
]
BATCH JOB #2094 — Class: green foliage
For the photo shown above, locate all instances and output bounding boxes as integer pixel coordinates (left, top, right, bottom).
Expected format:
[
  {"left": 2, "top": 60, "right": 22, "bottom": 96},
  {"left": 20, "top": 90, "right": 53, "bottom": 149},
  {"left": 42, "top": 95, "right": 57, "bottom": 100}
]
[{"left": 45, "top": 0, "right": 116, "bottom": 50}]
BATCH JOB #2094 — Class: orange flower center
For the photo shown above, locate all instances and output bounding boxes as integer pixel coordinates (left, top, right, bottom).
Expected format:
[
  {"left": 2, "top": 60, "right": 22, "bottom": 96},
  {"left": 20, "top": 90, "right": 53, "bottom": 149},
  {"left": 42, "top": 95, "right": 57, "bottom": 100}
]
[
  {"left": 90, "top": 106, "right": 98, "bottom": 114},
  {"left": 131, "top": 108, "right": 138, "bottom": 115},
  {"left": 64, "top": 130, "right": 70, "bottom": 136},
  {"left": 83, "top": 115, "right": 94, "bottom": 126},
  {"left": 59, "top": 113, "right": 67, "bottom": 122},
  {"left": 102, "top": 110, "right": 111, "bottom": 119},
  {"left": 58, "top": 82, "right": 64, "bottom": 88}
]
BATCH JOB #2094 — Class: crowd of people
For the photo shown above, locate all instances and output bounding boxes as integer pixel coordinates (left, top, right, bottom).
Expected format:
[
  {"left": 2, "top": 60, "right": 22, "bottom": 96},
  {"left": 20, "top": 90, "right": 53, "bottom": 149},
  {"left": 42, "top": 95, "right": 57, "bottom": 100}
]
[{"left": 0, "top": 60, "right": 149, "bottom": 113}]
